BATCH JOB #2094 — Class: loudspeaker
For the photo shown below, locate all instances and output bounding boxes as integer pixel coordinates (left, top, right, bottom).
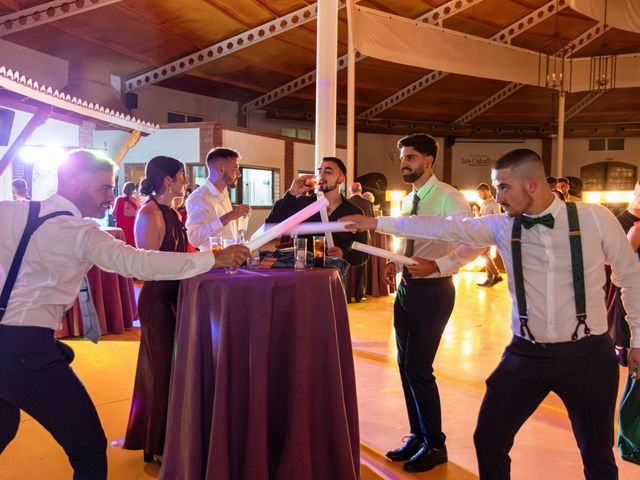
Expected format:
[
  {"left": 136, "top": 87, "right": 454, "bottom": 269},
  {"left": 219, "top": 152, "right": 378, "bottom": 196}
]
[
  {"left": 0, "top": 107, "right": 15, "bottom": 146},
  {"left": 124, "top": 92, "right": 138, "bottom": 110},
  {"left": 445, "top": 135, "right": 456, "bottom": 147}
]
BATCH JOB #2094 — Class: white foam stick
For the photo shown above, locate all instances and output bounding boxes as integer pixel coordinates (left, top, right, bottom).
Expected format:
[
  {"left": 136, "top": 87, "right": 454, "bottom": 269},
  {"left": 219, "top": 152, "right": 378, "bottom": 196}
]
[
  {"left": 262, "top": 222, "right": 350, "bottom": 236},
  {"left": 245, "top": 196, "right": 330, "bottom": 252},
  {"left": 351, "top": 241, "right": 418, "bottom": 265},
  {"left": 315, "top": 191, "right": 334, "bottom": 248}
]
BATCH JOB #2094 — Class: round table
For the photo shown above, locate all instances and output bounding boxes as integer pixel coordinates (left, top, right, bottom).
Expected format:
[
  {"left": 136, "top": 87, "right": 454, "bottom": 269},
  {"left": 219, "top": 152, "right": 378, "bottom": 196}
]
[{"left": 160, "top": 267, "right": 360, "bottom": 480}]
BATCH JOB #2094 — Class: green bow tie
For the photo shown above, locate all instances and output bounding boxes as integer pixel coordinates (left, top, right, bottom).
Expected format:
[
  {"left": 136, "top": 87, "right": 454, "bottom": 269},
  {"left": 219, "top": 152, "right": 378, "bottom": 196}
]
[{"left": 521, "top": 213, "right": 555, "bottom": 230}]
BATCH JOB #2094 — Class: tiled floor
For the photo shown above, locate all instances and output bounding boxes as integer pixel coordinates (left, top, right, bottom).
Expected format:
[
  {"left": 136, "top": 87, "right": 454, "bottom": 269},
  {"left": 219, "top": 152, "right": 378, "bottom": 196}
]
[{"left": 1, "top": 272, "right": 638, "bottom": 479}]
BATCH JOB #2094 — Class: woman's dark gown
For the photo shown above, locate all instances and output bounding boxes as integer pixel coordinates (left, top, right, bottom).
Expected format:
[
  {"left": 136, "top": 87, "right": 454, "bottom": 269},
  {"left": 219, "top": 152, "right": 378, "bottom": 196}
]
[{"left": 123, "top": 198, "right": 187, "bottom": 455}]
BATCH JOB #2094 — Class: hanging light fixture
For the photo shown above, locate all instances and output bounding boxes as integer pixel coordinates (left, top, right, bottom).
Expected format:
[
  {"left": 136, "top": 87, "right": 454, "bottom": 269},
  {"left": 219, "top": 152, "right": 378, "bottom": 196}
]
[{"left": 589, "top": 0, "right": 616, "bottom": 92}]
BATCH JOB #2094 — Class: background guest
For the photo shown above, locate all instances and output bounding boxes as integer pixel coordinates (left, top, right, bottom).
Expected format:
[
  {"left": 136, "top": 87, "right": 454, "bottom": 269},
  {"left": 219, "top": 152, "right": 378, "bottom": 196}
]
[
  {"left": 123, "top": 156, "right": 191, "bottom": 463},
  {"left": 11, "top": 179, "right": 30, "bottom": 201},
  {"left": 348, "top": 181, "right": 374, "bottom": 218},
  {"left": 186, "top": 147, "right": 250, "bottom": 251},
  {"left": 475, "top": 183, "right": 503, "bottom": 287},
  {"left": 112, "top": 181, "right": 139, "bottom": 247}
]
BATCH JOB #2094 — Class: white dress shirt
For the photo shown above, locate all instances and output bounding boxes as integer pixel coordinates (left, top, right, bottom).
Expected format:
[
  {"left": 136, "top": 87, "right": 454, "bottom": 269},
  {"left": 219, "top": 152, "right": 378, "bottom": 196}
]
[
  {"left": 185, "top": 179, "right": 237, "bottom": 251},
  {"left": 400, "top": 175, "right": 483, "bottom": 277},
  {"left": 0, "top": 194, "right": 214, "bottom": 331},
  {"left": 377, "top": 196, "right": 640, "bottom": 346}
]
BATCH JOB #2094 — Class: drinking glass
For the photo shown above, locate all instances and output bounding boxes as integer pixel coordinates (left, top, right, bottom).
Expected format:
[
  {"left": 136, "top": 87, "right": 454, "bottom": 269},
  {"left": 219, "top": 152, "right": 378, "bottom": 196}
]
[
  {"left": 222, "top": 238, "right": 240, "bottom": 274},
  {"left": 313, "top": 235, "right": 325, "bottom": 268},
  {"left": 237, "top": 215, "right": 249, "bottom": 241},
  {"left": 209, "top": 236, "right": 223, "bottom": 253},
  {"left": 293, "top": 237, "right": 307, "bottom": 271},
  {"left": 247, "top": 248, "right": 261, "bottom": 269}
]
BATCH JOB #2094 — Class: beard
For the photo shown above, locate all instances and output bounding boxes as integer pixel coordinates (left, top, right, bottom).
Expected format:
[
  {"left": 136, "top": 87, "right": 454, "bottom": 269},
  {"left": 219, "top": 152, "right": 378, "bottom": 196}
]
[
  {"left": 402, "top": 166, "right": 425, "bottom": 184},
  {"left": 224, "top": 172, "right": 238, "bottom": 189},
  {"left": 318, "top": 181, "right": 338, "bottom": 193}
]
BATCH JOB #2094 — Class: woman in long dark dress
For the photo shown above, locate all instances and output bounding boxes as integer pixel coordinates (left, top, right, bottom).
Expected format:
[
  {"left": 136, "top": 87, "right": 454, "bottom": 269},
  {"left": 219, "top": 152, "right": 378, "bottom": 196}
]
[{"left": 123, "top": 156, "right": 189, "bottom": 463}]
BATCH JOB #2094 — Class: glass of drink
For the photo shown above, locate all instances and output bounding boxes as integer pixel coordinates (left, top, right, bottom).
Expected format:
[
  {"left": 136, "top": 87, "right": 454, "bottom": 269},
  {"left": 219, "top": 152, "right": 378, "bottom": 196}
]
[
  {"left": 209, "top": 236, "right": 223, "bottom": 253},
  {"left": 313, "top": 235, "right": 325, "bottom": 268},
  {"left": 293, "top": 237, "right": 307, "bottom": 271},
  {"left": 237, "top": 214, "right": 249, "bottom": 241},
  {"left": 222, "top": 238, "right": 240, "bottom": 274},
  {"left": 247, "top": 248, "right": 261, "bottom": 269}
]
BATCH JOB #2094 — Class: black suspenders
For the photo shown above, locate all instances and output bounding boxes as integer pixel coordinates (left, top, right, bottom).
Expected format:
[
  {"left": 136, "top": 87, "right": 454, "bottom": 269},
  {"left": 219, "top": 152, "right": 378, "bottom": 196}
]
[
  {"left": 0, "top": 201, "right": 73, "bottom": 322},
  {"left": 511, "top": 202, "right": 589, "bottom": 343}
]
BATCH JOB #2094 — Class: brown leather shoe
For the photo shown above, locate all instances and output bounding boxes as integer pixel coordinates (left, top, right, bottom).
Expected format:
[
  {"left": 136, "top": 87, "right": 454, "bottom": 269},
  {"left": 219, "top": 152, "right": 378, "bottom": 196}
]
[
  {"left": 403, "top": 445, "right": 448, "bottom": 472},
  {"left": 385, "top": 434, "right": 425, "bottom": 462}
]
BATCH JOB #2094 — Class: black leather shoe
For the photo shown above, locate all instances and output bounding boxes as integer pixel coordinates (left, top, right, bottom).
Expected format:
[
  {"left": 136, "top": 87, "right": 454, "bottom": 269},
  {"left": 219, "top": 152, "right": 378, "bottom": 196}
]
[
  {"left": 385, "top": 435, "right": 425, "bottom": 461},
  {"left": 491, "top": 276, "right": 504, "bottom": 286},
  {"left": 477, "top": 278, "right": 493, "bottom": 287},
  {"left": 403, "top": 445, "right": 448, "bottom": 472},
  {"left": 143, "top": 452, "right": 153, "bottom": 463}
]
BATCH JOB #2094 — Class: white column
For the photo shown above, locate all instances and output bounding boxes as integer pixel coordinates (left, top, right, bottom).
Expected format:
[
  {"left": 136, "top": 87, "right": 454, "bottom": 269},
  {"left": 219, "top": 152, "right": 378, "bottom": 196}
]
[
  {"left": 314, "top": 0, "right": 338, "bottom": 168},
  {"left": 346, "top": 0, "right": 355, "bottom": 188},
  {"left": 556, "top": 91, "right": 565, "bottom": 177}
]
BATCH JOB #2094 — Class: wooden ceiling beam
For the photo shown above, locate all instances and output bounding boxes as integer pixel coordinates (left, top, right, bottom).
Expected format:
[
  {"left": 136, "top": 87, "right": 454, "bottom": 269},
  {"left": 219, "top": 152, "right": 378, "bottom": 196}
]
[
  {"left": 358, "top": 0, "right": 571, "bottom": 120},
  {"left": 453, "top": 22, "right": 612, "bottom": 125},
  {"left": 0, "top": 0, "right": 20, "bottom": 11},
  {"left": 125, "top": 1, "right": 348, "bottom": 92},
  {"left": 241, "top": 0, "right": 484, "bottom": 114},
  {"left": 0, "top": 0, "right": 123, "bottom": 37}
]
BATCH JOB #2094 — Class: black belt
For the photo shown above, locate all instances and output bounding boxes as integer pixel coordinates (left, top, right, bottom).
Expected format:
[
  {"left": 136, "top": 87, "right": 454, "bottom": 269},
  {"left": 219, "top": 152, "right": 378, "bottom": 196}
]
[
  {"left": 512, "top": 332, "right": 605, "bottom": 349},
  {"left": 401, "top": 276, "right": 452, "bottom": 287}
]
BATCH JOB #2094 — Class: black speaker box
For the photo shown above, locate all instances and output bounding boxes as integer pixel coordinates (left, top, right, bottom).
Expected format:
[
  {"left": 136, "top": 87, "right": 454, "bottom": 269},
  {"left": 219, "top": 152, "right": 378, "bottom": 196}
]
[{"left": 124, "top": 92, "right": 138, "bottom": 110}]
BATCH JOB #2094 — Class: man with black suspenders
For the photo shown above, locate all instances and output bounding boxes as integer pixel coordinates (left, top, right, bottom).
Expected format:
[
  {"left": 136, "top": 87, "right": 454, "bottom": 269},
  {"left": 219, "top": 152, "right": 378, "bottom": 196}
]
[
  {"left": 344, "top": 148, "right": 640, "bottom": 480},
  {"left": 0, "top": 150, "right": 249, "bottom": 479}
]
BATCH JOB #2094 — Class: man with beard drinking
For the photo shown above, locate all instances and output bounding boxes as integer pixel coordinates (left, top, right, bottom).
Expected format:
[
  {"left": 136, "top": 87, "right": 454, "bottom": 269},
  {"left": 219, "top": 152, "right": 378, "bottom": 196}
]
[
  {"left": 377, "top": 134, "right": 481, "bottom": 472},
  {"left": 186, "top": 147, "right": 251, "bottom": 251},
  {"left": 265, "top": 156, "right": 368, "bottom": 267}
]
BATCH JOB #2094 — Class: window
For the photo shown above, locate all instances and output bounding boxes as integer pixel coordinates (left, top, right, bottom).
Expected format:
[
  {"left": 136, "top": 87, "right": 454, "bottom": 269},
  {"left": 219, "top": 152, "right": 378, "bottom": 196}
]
[
  {"left": 588, "top": 138, "right": 625, "bottom": 151},
  {"left": 233, "top": 167, "right": 280, "bottom": 207},
  {"left": 167, "top": 111, "right": 204, "bottom": 123},
  {"left": 581, "top": 161, "right": 636, "bottom": 191},
  {"left": 607, "top": 138, "right": 625, "bottom": 151},
  {"left": 186, "top": 164, "right": 207, "bottom": 189},
  {"left": 281, "top": 127, "right": 313, "bottom": 140},
  {"left": 588, "top": 139, "right": 606, "bottom": 151}
]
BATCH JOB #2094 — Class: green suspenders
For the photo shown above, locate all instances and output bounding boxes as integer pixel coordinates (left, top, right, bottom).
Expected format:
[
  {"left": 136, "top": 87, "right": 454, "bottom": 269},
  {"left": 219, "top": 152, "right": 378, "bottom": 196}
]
[{"left": 511, "top": 202, "right": 590, "bottom": 343}]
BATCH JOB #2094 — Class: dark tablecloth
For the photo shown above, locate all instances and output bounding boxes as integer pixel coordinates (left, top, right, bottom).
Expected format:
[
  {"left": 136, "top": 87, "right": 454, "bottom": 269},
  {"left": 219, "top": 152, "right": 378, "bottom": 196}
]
[
  {"left": 57, "top": 227, "right": 138, "bottom": 337},
  {"left": 159, "top": 268, "right": 360, "bottom": 480},
  {"left": 366, "top": 232, "right": 396, "bottom": 297}
]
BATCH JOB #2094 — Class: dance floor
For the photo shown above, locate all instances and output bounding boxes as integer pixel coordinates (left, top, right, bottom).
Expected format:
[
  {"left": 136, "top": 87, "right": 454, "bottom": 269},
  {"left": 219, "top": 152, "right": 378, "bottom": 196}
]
[{"left": 1, "top": 272, "right": 637, "bottom": 479}]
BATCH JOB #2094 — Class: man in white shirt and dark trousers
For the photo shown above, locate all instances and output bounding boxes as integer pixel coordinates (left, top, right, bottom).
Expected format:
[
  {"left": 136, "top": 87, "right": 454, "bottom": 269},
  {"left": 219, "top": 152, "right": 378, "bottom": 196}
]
[
  {"left": 475, "top": 182, "right": 503, "bottom": 287},
  {"left": 380, "top": 134, "right": 482, "bottom": 473},
  {"left": 186, "top": 147, "right": 250, "bottom": 250},
  {"left": 0, "top": 150, "right": 249, "bottom": 479},
  {"left": 345, "top": 148, "right": 640, "bottom": 480}
]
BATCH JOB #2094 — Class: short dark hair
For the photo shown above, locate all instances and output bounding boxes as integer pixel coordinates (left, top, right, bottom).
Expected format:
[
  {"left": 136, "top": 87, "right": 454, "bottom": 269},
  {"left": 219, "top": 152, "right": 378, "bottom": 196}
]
[
  {"left": 206, "top": 147, "right": 240, "bottom": 167},
  {"left": 546, "top": 176, "right": 557, "bottom": 186},
  {"left": 492, "top": 148, "right": 542, "bottom": 171},
  {"left": 11, "top": 178, "right": 28, "bottom": 192},
  {"left": 397, "top": 134, "right": 438, "bottom": 163},
  {"left": 557, "top": 177, "right": 569, "bottom": 184},
  {"left": 475, "top": 183, "right": 491, "bottom": 192},
  {"left": 122, "top": 181, "right": 137, "bottom": 196},
  {"left": 321, "top": 156, "right": 347, "bottom": 176},
  {"left": 140, "top": 156, "right": 184, "bottom": 196}
]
